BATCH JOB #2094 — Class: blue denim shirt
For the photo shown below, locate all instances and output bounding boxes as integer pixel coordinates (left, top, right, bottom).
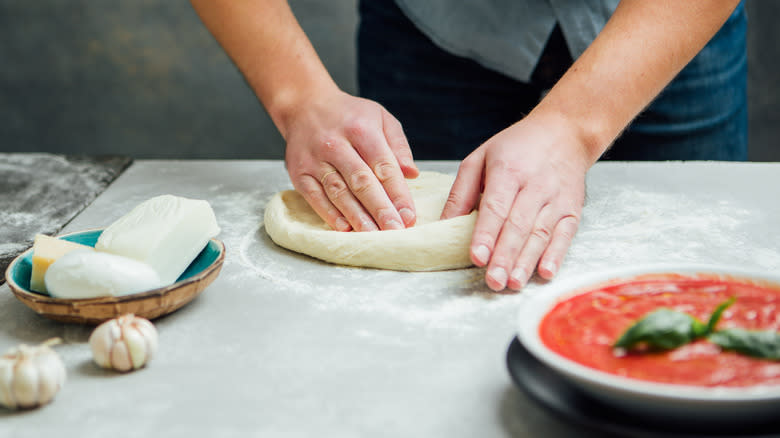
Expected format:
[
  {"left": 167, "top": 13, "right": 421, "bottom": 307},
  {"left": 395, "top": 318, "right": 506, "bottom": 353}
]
[{"left": 393, "top": 0, "right": 620, "bottom": 82}]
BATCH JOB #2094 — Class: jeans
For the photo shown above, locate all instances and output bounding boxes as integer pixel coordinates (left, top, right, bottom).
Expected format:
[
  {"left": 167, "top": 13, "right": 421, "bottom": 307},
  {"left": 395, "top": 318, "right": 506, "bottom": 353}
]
[{"left": 357, "top": 0, "right": 747, "bottom": 161}]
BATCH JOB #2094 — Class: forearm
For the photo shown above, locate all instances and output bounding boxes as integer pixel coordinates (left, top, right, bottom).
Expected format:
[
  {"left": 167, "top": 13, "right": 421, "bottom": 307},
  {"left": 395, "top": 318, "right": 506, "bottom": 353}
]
[
  {"left": 533, "top": 0, "right": 741, "bottom": 165},
  {"left": 189, "top": 0, "right": 337, "bottom": 138}
]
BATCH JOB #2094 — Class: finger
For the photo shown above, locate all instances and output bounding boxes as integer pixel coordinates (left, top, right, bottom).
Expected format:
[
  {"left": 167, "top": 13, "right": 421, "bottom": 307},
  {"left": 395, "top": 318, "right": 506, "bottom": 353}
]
[
  {"left": 506, "top": 204, "right": 558, "bottom": 290},
  {"left": 537, "top": 214, "right": 580, "bottom": 280},
  {"left": 317, "top": 162, "right": 380, "bottom": 232},
  {"left": 469, "top": 162, "right": 522, "bottom": 269},
  {"left": 292, "top": 173, "right": 352, "bottom": 232},
  {"left": 344, "top": 111, "right": 417, "bottom": 227},
  {"left": 371, "top": 157, "right": 417, "bottom": 227},
  {"left": 382, "top": 109, "right": 419, "bottom": 179},
  {"left": 325, "top": 136, "right": 411, "bottom": 231},
  {"left": 483, "top": 186, "right": 549, "bottom": 291},
  {"left": 440, "top": 149, "right": 486, "bottom": 220}
]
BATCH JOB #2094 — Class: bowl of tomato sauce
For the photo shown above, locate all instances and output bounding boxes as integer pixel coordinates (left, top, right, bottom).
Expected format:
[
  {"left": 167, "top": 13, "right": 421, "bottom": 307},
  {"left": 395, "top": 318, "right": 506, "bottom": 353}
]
[{"left": 516, "top": 264, "right": 780, "bottom": 424}]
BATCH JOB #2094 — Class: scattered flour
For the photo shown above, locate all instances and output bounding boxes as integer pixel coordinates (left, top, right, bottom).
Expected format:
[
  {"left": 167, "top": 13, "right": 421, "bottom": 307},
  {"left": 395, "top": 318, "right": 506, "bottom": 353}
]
[
  {"left": 201, "top": 187, "right": 520, "bottom": 334},
  {"left": 188, "top": 171, "right": 780, "bottom": 334}
]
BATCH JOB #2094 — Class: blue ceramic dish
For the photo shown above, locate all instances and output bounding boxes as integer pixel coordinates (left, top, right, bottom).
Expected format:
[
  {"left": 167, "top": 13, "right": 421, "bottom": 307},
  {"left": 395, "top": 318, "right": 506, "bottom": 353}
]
[{"left": 5, "top": 229, "right": 225, "bottom": 324}]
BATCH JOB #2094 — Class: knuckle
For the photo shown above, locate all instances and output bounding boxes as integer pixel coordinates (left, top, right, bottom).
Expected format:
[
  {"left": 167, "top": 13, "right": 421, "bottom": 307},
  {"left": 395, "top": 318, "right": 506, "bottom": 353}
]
[
  {"left": 344, "top": 117, "right": 370, "bottom": 141},
  {"left": 384, "top": 111, "right": 403, "bottom": 130},
  {"left": 506, "top": 214, "right": 530, "bottom": 235},
  {"left": 556, "top": 216, "right": 580, "bottom": 240},
  {"left": 563, "top": 211, "right": 582, "bottom": 222},
  {"left": 373, "top": 161, "right": 396, "bottom": 182},
  {"left": 557, "top": 228, "right": 576, "bottom": 242},
  {"left": 482, "top": 197, "right": 511, "bottom": 219},
  {"left": 323, "top": 176, "right": 349, "bottom": 200},
  {"left": 384, "top": 117, "right": 406, "bottom": 144},
  {"left": 487, "top": 158, "right": 522, "bottom": 179},
  {"left": 532, "top": 225, "right": 553, "bottom": 242},
  {"left": 487, "top": 157, "right": 510, "bottom": 173},
  {"left": 298, "top": 180, "right": 322, "bottom": 200},
  {"left": 289, "top": 169, "right": 310, "bottom": 185},
  {"left": 349, "top": 169, "right": 374, "bottom": 195}
]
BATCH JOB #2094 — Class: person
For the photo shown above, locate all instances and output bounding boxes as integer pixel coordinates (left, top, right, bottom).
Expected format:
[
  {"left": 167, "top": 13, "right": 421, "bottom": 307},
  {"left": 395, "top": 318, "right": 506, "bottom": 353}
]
[{"left": 189, "top": 0, "right": 746, "bottom": 291}]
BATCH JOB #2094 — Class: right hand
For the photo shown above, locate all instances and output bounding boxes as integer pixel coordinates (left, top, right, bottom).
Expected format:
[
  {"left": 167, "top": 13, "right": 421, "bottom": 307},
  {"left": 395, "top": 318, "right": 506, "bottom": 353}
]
[
  {"left": 440, "top": 110, "right": 590, "bottom": 292},
  {"left": 282, "top": 88, "right": 419, "bottom": 232}
]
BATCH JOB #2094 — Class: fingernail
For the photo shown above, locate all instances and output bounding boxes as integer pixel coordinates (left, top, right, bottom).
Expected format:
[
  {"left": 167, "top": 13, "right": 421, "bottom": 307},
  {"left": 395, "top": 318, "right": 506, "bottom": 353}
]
[
  {"left": 474, "top": 245, "right": 491, "bottom": 265},
  {"left": 399, "top": 208, "right": 415, "bottom": 227},
  {"left": 488, "top": 267, "right": 508, "bottom": 289},
  {"left": 541, "top": 260, "right": 557, "bottom": 277},
  {"left": 334, "top": 217, "right": 350, "bottom": 231},
  {"left": 510, "top": 268, "right": 527, "bottom": 288},
  {"left": 385, "top": 219, "right": 404, "bottom": 230},
  {"left": 360, "top": 219, "right": 378, "bottom": 232}
]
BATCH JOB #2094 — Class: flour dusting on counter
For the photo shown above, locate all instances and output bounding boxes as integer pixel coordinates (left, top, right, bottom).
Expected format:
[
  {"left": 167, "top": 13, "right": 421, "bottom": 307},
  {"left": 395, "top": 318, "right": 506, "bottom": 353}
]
[
  {"left": 237, "top": 223, "right": 516, "bottom": 333},
  {"left": 159, "top": 163, "right": 780, "bottom": 337},
  {"left": 199, "top": 186, "right": 519, "bottom": 334},
  {"left": 564, "top": 183, "right": 780, "bottom": 276}
]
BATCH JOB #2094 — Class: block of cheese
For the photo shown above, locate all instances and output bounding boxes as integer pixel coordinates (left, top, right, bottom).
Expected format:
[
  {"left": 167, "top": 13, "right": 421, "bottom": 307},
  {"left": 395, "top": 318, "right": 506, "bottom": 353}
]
[
  {"left": 95, "top": 195, "right": 220, "bottom": 285},
  {"left": 45, "top": 250, "right": 162, "bottom": 299},
  {"left": 29, "top": 234, "right": 93, "bottom": 293}
]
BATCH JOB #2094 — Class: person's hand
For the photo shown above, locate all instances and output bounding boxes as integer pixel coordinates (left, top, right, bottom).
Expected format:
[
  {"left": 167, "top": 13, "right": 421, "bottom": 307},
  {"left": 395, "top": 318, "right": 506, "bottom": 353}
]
[
  {"left": 282, "top": 88, "right": 419, "bottom": 232},
  {"left": 441, "top": 112, "right": 591, "bottom": 291}
]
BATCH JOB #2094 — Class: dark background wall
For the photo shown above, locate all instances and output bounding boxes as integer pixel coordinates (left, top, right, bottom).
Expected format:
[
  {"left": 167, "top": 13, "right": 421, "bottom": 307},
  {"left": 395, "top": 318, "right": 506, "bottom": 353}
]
[{"left": 0, "top": 1, "right": 777, "bottom": 161}]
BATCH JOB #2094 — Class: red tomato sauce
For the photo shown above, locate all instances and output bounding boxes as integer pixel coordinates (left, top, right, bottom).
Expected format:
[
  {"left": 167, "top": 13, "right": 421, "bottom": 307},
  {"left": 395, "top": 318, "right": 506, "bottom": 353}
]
[{"left": 539, "top": 274, "right": 780, "bottom": 387}]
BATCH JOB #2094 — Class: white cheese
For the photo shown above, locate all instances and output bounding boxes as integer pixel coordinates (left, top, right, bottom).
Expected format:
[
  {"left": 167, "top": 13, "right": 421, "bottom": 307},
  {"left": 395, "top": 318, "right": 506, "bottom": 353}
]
[
  {"left": 29, "top": 234, "right": 93, "bottom": 293},
  {"left": 95, "top": 195, "right": 220, "bottom": 285},
  {"left": 45, "top": 250, "right": 162, "bottom": 299}
]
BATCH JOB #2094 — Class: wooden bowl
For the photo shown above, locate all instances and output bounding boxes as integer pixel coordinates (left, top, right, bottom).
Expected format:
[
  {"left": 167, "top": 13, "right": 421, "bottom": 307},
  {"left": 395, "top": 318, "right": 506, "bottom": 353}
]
[{"left": 4, "top": 229, "right": 225, "bottom": 324}]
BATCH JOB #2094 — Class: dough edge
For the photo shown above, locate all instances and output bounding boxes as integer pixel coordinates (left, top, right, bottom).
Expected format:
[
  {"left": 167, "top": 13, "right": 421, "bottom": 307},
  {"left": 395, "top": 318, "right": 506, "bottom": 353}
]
[{"left": 263, "top": 173, "right": 477, "bottom": 271}]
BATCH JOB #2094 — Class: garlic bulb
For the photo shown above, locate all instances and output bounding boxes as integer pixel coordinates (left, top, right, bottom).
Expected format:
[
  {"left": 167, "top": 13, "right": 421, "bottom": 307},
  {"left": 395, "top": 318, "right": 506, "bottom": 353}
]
[
  {"left": 89, "top": 314, "right": 158, "bottom": 372},
  {"left": 0, "top": 338, "right": 66, "bottom": 409}
]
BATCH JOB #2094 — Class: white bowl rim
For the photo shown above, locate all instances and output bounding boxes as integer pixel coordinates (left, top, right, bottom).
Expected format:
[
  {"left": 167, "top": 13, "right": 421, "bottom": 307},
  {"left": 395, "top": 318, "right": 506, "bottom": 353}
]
[{"left": 517, "top": 262, "right": 780, "bottom": 404}]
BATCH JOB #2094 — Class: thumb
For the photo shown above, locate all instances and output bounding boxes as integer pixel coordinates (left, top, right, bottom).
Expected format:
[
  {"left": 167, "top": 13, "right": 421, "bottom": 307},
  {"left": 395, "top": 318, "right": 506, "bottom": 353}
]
[{"left": 441, "top": 149, "right": 486, "bottom": 219}]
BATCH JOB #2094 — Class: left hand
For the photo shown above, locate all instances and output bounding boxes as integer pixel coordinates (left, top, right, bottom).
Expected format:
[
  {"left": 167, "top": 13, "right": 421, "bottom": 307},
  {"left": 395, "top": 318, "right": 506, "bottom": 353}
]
[{"left": 441, "top": 111, "right": 592, "bottom": 291}]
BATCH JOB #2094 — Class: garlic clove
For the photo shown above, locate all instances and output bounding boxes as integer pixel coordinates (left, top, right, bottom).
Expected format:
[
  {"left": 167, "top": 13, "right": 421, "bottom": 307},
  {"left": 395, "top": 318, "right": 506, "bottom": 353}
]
[
  {"left": 111, "top": 339, "right": 133, "bottom": 372},
  {"left": 123, "top": 327, "right": 147, "bottom": 370},
  {"left": 89, "top": 314, "right": 158, "bottom": 372},
  {"left": 12, "top": 360, "right": 38, "bottom": 408},
  {"left": 135, "top": 318, "right": 158, "bottom": 362},
  {"left": 35, "top": 352, "right": 65, "bottom": 406},
  {"left": 0, "top": 362, "right": 16, "bottom": 409},
  {"left": 90, "top": 321, "right": 115, "bottom": 369}
]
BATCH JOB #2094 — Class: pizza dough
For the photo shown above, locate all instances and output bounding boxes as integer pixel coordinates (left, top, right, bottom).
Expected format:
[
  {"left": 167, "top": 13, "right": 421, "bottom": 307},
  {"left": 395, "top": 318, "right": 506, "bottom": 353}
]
[{"left": 263, "top": 171, "right": 477, "bottom": 271}]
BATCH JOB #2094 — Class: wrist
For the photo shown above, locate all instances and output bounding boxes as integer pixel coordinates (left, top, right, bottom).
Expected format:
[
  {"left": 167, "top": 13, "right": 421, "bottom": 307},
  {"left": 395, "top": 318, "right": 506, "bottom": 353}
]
[
  {"left": 264, "top": 76, "right": 340, "bottom": 141},
  {"left": 524, "top": 103, "right": 609, "bottom": 170}
]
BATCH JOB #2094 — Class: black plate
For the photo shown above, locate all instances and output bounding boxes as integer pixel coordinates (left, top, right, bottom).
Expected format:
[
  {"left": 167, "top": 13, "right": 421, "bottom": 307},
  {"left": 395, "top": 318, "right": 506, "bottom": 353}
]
[{"left": 506, "top": 337, "right": 780, "bottom": 438}]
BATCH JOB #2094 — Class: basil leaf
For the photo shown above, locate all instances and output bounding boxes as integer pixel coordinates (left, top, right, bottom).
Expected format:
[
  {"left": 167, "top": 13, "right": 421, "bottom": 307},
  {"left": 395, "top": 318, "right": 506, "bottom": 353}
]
[
  {"left": 705, "top": 296, "right": 736, "bottom": 334},
  {"left": 709, "top": 328, "right": 780, "bottom": 360},
  {"left": 614, "top": 309, "right": 706, "bottom": 350}
]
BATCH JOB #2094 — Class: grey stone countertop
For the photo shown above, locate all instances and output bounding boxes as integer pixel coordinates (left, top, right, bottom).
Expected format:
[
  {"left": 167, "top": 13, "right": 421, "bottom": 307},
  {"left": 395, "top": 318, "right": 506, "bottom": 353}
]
[
  {"left": 0, "top": 153, "right": 132, "bottom": 280},
  {"left": 1, "top": 159, "right": 779, "bottom": 438}
]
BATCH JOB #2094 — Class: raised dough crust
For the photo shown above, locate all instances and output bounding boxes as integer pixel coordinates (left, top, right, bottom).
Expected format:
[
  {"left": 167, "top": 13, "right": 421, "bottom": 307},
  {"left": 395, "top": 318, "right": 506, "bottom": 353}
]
[{"left": 263, "top": 171, "right": 477, "bottom": 271}]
